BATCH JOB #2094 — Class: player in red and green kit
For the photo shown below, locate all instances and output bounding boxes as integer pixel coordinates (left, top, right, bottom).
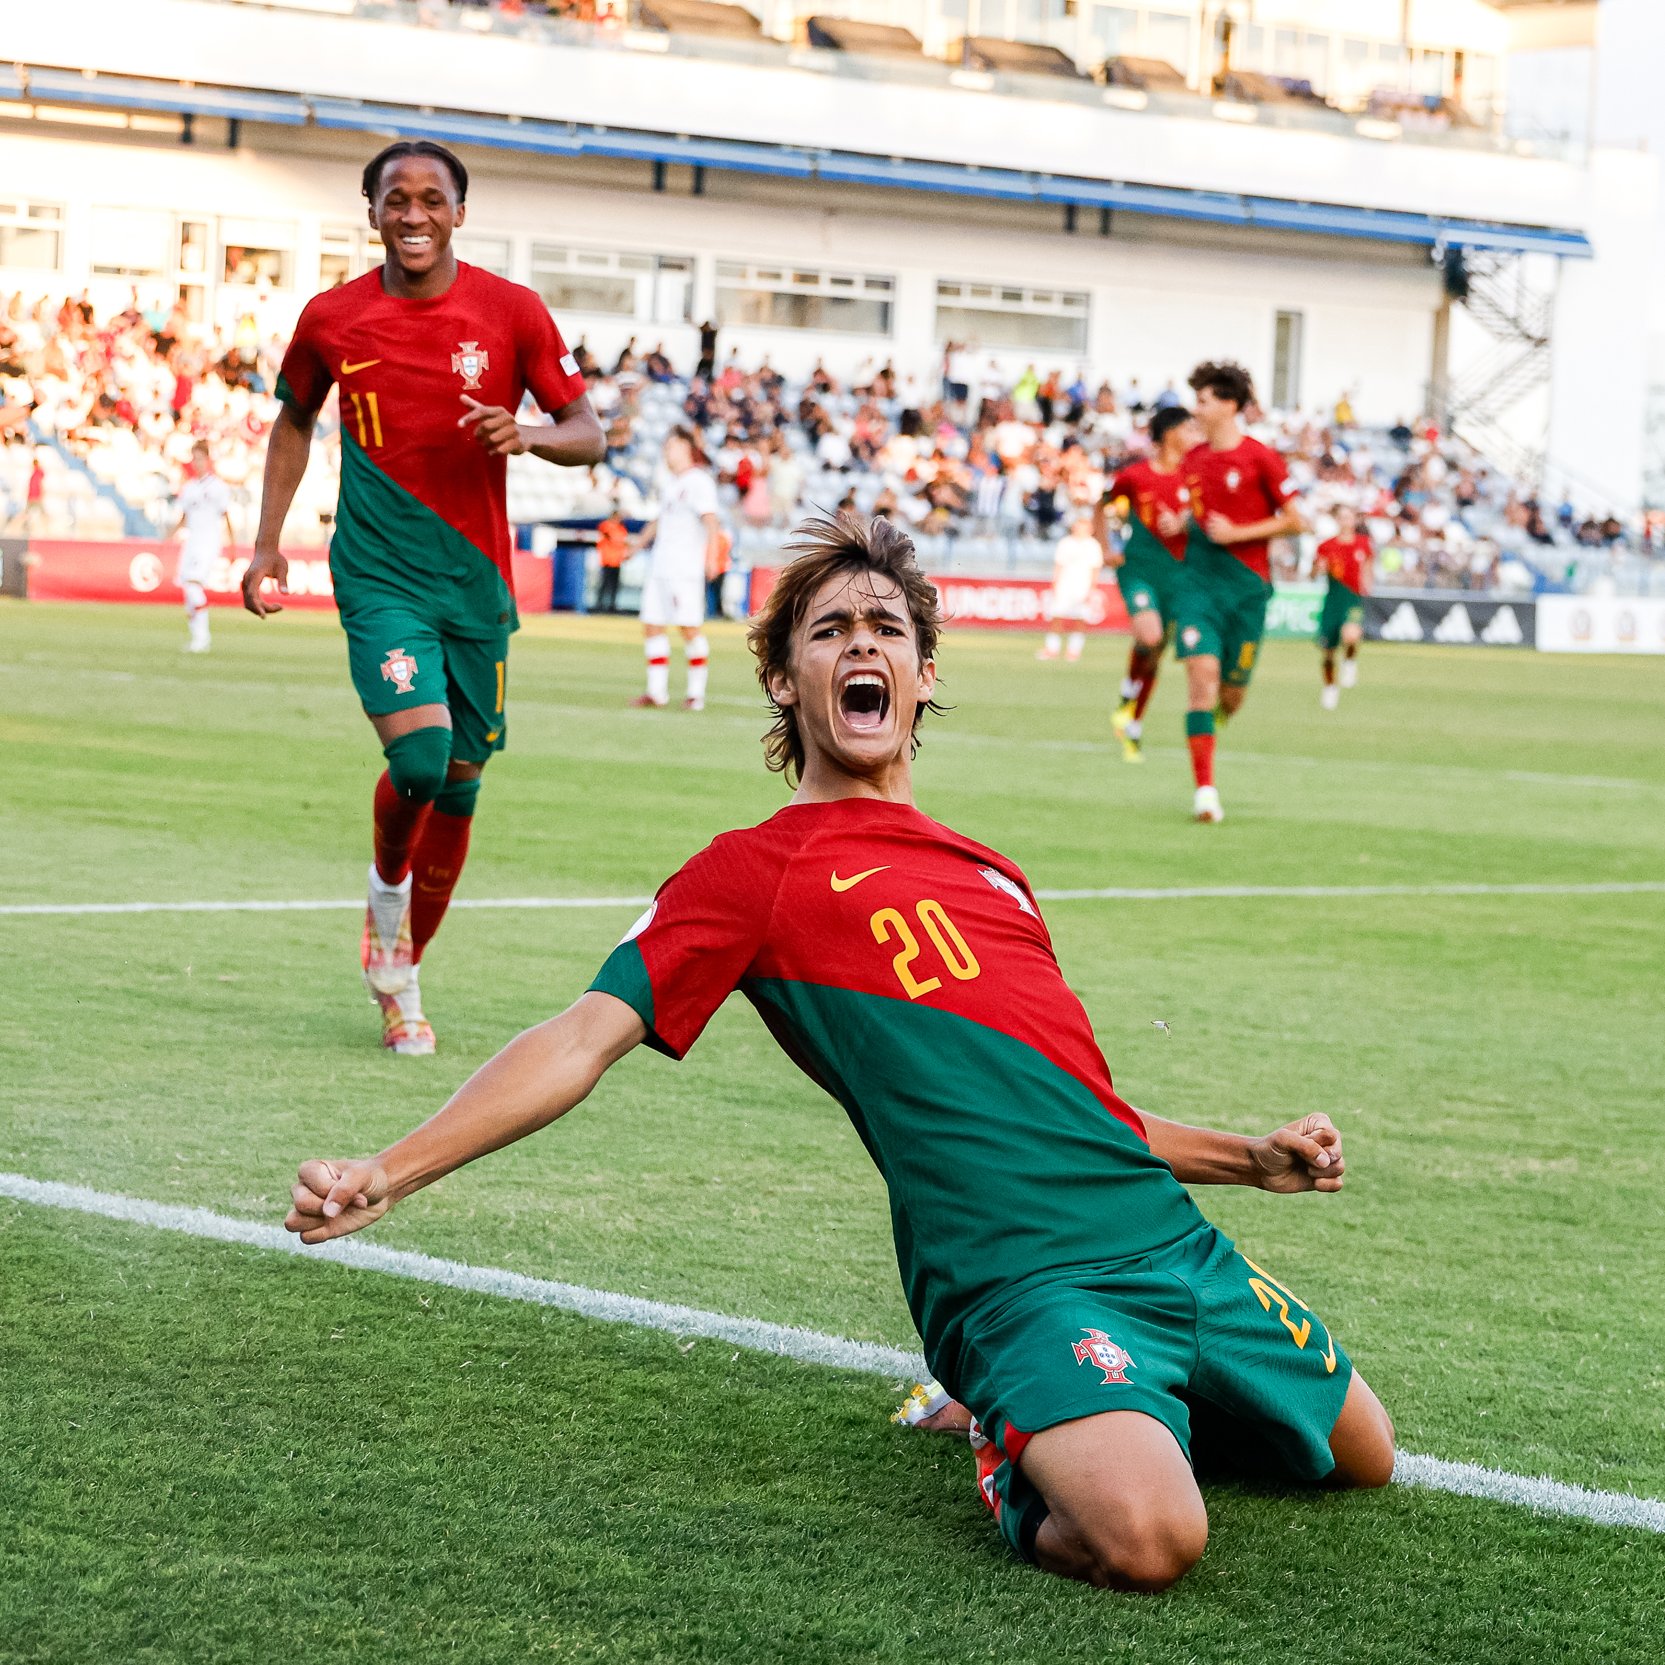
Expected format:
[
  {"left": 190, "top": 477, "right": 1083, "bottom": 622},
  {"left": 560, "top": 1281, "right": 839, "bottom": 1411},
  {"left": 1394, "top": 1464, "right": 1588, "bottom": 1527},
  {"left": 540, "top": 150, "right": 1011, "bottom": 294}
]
[
  {"left": 282, "top": 514, "right": 1395, "bottom": 1593},
  {"left": 1316, "top": 504, "right": 1371, "bottom": 710},
  {"left": 1102, "top": 405, "right": 1199, "bottom": 763},
  {"left": 1177, "top": 362, "right": 1304, "bottom": 823},
  {"left": 243, "top": 140, "right": 604, "bottom": 1054}
]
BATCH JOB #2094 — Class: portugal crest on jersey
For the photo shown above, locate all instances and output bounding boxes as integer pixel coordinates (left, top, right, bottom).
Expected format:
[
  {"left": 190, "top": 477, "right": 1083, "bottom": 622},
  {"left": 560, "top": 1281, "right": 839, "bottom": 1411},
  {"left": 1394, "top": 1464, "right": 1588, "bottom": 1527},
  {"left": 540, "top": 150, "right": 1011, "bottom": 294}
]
[
  {"left": 979, "top": 865, "right": 1038, "bottom": 917},
  {"left": 1073, "top": 1327, "right": 1134, "bottom": 1385},
  {"left": 381, "top": 647, "right": 419, "bottom": 693},
  {"left": 452, "top": 341, "right": 489, "bottom": 391}
]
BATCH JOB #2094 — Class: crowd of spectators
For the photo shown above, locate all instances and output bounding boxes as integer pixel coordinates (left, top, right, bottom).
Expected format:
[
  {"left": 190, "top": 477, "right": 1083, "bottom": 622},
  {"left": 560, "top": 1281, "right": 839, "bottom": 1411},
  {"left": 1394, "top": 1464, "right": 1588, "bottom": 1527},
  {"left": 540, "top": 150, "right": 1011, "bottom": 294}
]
[{"left": 3, "top": 286, "right": 1653, "bottom": 597}]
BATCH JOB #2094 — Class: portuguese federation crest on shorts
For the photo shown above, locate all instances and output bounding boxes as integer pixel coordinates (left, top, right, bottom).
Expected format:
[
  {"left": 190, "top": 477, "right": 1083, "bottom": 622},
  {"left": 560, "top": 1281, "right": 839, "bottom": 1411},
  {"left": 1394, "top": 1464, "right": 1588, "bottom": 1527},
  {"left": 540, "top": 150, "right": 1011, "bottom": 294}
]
[
  {"left": 1073, "top": 1327, "right": 1135, "bottom": 1386},
  {"left": 380, "top": 647, "right": 419, "bottom": 694},
  {"left": 452, "top": 341, "right": 489, "bottom": 391}
]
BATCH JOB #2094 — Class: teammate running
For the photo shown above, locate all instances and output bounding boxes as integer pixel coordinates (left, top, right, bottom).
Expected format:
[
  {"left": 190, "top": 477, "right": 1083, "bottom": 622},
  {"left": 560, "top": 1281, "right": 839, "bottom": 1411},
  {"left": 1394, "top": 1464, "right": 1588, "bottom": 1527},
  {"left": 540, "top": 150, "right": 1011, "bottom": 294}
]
[
  {"left": 167, "top": 440, "right": 235, "bottom": 654},
  {"left": 1176, "top": 363, "right": 1304, "bottom": 823},
  {"left": 241, "top": 139, "right": 604, "bottom": 1054},
  {"left": 1315, "top": 505, "right": 1371, "bottom": 709},
  {"left": 1103, "top": 407, "right": 1198, "bottom": 762},
  {"left": 283, "top": 513, "right": 1395, "bottom": 1592},
  {"left": 633, "top": 428, "right": 723, "bottom": 712},
  {"left": 1035, "top": 514, "right": 1104, "bottom": 663}
]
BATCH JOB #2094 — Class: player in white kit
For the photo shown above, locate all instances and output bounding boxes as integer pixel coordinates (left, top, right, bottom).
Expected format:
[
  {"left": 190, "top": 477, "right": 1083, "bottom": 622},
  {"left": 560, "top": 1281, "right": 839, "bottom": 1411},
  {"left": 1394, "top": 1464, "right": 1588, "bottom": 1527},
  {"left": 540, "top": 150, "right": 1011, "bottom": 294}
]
[
  {"left": 166, "top": 442, "right": 235, "bottom": 654},
  {"left": 1036, "top": 514, "right": 1105, "bottom": 662},
  {"left": 633, "top": 428, "right": 723, "bottom": 711}
]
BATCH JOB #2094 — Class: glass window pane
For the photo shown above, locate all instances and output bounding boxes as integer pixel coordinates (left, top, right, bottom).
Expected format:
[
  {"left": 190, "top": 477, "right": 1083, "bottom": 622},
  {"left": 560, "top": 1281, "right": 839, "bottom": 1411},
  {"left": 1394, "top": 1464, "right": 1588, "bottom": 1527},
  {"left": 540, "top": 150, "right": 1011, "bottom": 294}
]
[
  {"left": 532, "top": 272, "right": 637, "bottom": 315},
  {"left": 223, "top": 245, "right": 289, "bottom": 286},
  {"left": 455, "top": 235, "right": 511, "bottom": 277},
  {"left": 90, "top": 206, "right": 172, "bottom": 277},
  {"left": 934, "top": 303, "right": 1086, "bottom": 353},
  {"left": 1091, "top": 6, "right": 1137, "bottom": 56},
  {"left": 0, "top": 224, "right": 61, "bottom": 270},
  {"left": 715, "top": 284, "right": 890, "bottom": 335},
  {"left": 1145, "top": 12, "right": 1191, "bottom": 76}
]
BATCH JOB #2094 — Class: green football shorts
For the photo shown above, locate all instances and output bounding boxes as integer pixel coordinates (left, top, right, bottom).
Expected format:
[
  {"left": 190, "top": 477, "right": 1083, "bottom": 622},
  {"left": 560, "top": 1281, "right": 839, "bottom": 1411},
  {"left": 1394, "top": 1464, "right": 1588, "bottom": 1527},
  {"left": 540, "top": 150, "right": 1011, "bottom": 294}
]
[
  {"left": 341, "top": 603, "right": 510, "bottom": 764},
  {"left": 1117, "top": 552, "right": 1187, "bottom": 628},
  {"left": 950, "top": 1223, "right": 1354, "bottom": 1561},
  {"left": 1317, "top": 584, "right": 1365, "bottom": 650},
  {"left": 1174, "top": 568, "right": 1272, "bottom": 689}
]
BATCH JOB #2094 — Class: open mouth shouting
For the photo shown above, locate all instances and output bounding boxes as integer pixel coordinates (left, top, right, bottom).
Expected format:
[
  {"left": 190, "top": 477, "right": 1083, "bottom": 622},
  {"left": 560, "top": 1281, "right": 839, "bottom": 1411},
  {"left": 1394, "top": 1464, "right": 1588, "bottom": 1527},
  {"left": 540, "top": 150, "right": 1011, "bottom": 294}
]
[{"left": 839, "top": 670, "right": 891, "bottom": 733}]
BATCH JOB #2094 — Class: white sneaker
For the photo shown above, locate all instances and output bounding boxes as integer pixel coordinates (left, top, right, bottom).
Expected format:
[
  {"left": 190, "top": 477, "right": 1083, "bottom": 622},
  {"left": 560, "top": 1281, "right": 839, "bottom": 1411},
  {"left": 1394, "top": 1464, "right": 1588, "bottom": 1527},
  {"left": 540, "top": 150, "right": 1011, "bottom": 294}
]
[
  {"left": 361, "top": 865, "right": 414, "bottom": 994},
  {"left": 1193, "top": 785, "right": 1224, "bottom": 823},
  {"left": 1321, "top": 684, "right": 1341, "bottom": 710},
  {"left": 374, "top": 966, "right": 435, "bottom": 1055},
  {"left": 1339, "top": 658, "right": 1358, "bottom": 689}
]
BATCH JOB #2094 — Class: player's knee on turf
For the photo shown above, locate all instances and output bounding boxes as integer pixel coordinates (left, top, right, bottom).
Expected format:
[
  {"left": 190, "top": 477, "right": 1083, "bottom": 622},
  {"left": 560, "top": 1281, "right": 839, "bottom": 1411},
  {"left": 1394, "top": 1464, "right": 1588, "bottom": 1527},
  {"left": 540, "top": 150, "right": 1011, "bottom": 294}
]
[
  {"left": 383, "top": 725, "right": 453, "bottom": 804},
  {"left": 1045, "top": 1492, "right": 1208, "bottom": 1592},
  {"left": 1327, "top": 1376, "right": 1396, "bottom": 1490}
]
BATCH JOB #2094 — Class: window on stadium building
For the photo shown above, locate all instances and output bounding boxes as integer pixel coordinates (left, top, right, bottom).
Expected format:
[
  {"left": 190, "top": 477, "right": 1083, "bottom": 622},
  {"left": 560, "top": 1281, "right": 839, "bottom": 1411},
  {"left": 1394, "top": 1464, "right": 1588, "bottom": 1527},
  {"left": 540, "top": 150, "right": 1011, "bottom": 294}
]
[
  {"left": 531, "top": 245, "right": 693, "bottom": 324},
  {"left": 0, "top": 200, "right": 62, "bottom": 271},
  {"left": 934, "top": 281, "right": 1088, "bottom": 354},
  {"left": 1143, "top": 10, "right": 1192, "bottom": 77},
  {"left": 454, "top": 235, "right": 511, "bottom": 278},
  {"left": 90, "top": 207, "right": 172, "bottom": 279},
  {"left": 1091, "top": 6, "right": 1139, "bottom": 59},
  {"left": 1273, "top": 309, "right": 1304, "bottom": 410},
  {"left": 220, "top": 219, "right": 294, "bottom": 287},
  {"left": 715, "top": 263, "right": 894, "bottom": 336}
]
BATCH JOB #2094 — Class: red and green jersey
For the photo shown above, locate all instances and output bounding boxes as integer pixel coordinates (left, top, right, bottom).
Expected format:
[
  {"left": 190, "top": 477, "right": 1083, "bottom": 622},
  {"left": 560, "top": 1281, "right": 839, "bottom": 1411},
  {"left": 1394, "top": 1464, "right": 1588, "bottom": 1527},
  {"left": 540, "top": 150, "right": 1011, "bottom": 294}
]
[
  {"left": 1318, "top": 532, "right": 1372, "bottom": 594},
  {"left": 590, "top": 798, "right": 1205, "bottom": 1367},
  {"left": 1109, "top": 460, "right": 1190, "bottom": 562},
  {"left": 276, "top": 264, "right": 585, "bottom": 635},
  {"left": 1183, "top": 437, "right": 1298, "bottom": 583}
]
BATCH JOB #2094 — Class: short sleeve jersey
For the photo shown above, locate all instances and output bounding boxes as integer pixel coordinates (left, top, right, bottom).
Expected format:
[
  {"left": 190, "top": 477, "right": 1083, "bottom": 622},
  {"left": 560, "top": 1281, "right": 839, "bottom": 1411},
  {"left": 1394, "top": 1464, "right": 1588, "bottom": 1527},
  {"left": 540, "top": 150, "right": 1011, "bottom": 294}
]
[
  {"left": 178, "top": 473, "right": 231, "bottom": 560},
  {"left": 590, "top": 799, "right": 1206, "bottom": 1368},
  {"left": 1183, "top": 437, "right": 1298, "bottom": 582},
  {"left": 650, "top": 467, "right": 720, "bottom": 578},
  {"left": 1109, "top": 460, "right": 1190, "bottom": 562},
  {"left": 277, "top": 264, "right": 585, "bottom": 635},
  {"left": 1051, "top": 533, "right": 1104, "bottom": 590},
  {"left": 1318, "top": 533, "right": 1372, "bottom": 594}
]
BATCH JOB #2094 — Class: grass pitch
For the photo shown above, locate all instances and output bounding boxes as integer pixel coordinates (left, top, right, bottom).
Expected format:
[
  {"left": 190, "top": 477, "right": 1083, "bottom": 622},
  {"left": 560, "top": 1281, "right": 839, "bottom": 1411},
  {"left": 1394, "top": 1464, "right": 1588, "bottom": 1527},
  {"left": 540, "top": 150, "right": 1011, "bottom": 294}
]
[{"left": 2, "top": 600, "right": 1663, "bottom": 1663}]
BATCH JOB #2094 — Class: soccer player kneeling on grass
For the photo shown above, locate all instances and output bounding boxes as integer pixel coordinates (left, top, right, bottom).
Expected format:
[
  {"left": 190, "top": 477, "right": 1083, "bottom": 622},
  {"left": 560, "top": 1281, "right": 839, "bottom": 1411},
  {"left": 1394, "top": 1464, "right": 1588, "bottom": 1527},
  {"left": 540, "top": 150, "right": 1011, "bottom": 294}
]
[
  {"left": 283, "top": 513, "right": 1394, "bottom": 1591},
  {"left": 241, "top": 139, "right": 605, "bottom": 1055}
]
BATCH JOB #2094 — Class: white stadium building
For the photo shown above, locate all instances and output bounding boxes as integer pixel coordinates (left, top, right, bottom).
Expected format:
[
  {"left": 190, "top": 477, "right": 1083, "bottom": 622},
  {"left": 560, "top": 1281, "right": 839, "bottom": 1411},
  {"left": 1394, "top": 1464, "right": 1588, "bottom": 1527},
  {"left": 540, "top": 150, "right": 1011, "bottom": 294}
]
[{"left": 0, "top": 0, "right": 1660, "bottom": 524}]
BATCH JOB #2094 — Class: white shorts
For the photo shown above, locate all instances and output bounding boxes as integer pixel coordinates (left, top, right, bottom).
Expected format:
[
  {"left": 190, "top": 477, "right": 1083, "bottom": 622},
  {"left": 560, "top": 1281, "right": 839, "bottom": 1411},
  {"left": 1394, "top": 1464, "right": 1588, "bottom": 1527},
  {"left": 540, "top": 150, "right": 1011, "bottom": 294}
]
[
  {"left": 177, "top": 555, "right": 215, "bottom": 590},
  {"left": 640, "top": 564, "right": 707, "bottom": 629},
  {"left": 1048, "top": 583, "right": 1094, "bottom": 622}
]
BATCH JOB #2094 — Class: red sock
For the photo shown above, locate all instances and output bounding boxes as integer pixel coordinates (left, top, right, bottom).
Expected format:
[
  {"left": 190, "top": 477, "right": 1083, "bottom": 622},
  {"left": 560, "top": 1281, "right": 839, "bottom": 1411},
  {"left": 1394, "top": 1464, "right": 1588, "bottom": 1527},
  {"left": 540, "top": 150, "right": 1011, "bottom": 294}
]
[
  {"left": 1188, "top": 732, "right": 1215, "bottom": 788},
  {"left": 410, "top": 809, "right": 473, "bottom": 961},
  {"left": 1322, "top": 654, "right": 1336, "bottom": 686},
  {"left": 373, "top": 769, "right": 430, "bottom": 885},
  {"left": 1133, "top": 657, "right": 1160, "bottom": 720}
]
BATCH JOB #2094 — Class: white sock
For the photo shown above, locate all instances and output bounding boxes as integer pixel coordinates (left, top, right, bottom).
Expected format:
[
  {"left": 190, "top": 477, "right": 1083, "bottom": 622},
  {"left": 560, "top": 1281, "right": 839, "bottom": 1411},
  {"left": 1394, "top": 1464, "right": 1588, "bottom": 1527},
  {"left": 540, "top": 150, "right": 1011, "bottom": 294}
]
[
  {"left": 1066, "top": 632, "right": 1085, "bottom": 657},
  {"left": 1120, "top": 677, "right": 1139, "bottom": 701},
  {"left": 184, "top": 582, "right": 210, "bottom": 647},
  {"left": 1126, "top": 718, "right": 1142, "bottom": 740},
  {"left": 1044, "top": 632, "right": 1062, "bottom": 654},
  {"left": 644, "top": 634, "right": 670, "bottom": 704},
  {"left": 685, "top": 634, "right": 710, "bottom": 705},
  {"left": 368, "top": 862, "right": 412, "bottom": 945}
]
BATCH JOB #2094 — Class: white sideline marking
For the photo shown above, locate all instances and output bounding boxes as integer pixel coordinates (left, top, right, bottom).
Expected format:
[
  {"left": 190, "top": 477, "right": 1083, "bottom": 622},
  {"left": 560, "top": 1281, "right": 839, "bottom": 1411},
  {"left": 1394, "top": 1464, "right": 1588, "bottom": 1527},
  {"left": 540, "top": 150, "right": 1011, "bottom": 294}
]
[
  {"left": 3, "top": 1171, "right": 1662, "bottom": 1538},
  {"left": 4, "top": 880, "right": 1662, "bottom": 918}
]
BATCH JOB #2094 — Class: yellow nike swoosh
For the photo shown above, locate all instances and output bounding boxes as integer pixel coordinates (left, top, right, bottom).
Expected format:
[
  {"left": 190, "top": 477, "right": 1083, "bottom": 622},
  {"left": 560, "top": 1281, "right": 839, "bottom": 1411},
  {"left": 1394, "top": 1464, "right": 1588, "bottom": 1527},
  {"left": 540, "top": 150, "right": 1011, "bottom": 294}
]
[
  {"left": 830, "top": 866, "right": 889, "bottom": 892},
  {"left": 340, "top": 359, "right": 382, "bottom": 376}
]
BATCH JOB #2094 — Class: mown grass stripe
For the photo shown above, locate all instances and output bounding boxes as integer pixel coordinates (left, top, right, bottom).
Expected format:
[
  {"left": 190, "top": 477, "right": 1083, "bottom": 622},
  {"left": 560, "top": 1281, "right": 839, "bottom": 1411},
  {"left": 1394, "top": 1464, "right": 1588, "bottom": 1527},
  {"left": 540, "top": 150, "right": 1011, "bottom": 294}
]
[
  {"left": 4, "top": 880, "right": 1662, "bottom": 918},
  {"left": 4, "top": 1170, "right": 1662, "bottom": 1538}
]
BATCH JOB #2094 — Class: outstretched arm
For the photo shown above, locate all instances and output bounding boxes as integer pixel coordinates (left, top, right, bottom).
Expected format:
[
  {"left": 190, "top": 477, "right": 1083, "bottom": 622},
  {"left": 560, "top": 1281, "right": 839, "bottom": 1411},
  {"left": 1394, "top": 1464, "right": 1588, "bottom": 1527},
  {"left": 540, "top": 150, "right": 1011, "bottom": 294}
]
[
  {"left": 241, "top": 403, "right": 316, "bottom": 616},
  {"left": 284, "top": 992, "right": 646, "bottom": 1243},
  {"left": 1141, "top": 1111, "right": 1344, "bottom": 1193}
]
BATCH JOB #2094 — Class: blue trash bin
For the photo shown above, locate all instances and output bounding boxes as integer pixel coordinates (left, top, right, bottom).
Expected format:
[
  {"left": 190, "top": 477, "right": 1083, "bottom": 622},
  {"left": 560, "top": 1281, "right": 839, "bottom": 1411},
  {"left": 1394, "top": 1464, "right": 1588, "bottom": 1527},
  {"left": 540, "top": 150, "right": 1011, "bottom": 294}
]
[{"left": 552, "top": 542, "right": 588, "bottom": 613}]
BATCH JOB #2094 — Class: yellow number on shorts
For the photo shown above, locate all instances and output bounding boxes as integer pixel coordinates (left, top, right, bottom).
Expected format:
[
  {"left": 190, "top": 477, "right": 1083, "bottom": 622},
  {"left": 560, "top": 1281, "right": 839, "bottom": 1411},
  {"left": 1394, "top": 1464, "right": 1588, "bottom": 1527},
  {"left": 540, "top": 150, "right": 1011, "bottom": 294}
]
[
  {"left": 1243, "top": 1256, "right": 1336, "bottom": 1373},
  {"left": 347, "top": 390, "right": 383, "bottom": 449},
  {"left": 1237, "top": 641, "right": 1256, "bottom": 670},
  {"left": 870, "top": 901, "right": 981, "bottom": 1001},
  {"left": 870, "top": 908, "right": 941, "bottom": 1000},
  {"left": 494, "top": 660, "right": 505, "bottom": 715}
]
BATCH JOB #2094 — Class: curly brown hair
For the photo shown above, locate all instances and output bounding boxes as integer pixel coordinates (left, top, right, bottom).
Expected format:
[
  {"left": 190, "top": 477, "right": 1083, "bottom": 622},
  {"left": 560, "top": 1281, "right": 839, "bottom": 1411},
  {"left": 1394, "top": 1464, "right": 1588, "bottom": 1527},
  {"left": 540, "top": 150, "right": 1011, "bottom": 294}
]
[
  {"left": 1187, "top": 360, "right": 1256, "bottom": 411},
  {"left": 747, "top": 512, "right": 945, "bottom": 783}
]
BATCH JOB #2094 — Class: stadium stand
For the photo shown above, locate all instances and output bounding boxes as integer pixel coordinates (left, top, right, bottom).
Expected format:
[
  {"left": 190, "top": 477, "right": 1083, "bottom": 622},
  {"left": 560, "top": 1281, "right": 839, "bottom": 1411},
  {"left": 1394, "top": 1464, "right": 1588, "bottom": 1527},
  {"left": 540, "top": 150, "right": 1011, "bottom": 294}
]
[{"left": 2, "top": 288, "right": 1655, "bottom": 596}]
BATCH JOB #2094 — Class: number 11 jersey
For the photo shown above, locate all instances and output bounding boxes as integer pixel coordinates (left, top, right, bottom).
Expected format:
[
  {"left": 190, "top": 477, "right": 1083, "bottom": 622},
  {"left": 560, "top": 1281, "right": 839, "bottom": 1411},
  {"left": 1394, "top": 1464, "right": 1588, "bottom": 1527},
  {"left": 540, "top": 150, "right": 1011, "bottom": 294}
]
[{"left": 589, "top": 796, "right": 1205, "bottom": 1366}]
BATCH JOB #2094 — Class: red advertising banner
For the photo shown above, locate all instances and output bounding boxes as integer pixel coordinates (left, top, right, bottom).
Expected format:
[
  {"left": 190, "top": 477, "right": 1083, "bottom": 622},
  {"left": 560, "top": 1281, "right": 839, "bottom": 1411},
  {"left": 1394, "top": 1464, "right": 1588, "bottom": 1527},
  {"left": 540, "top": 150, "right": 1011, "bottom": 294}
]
[
  {"left": 748, "top": 567, "right": 1130, "bottom": 632},
  {"left": 19, "top": 540, "right": 554, "bottom": 613}
]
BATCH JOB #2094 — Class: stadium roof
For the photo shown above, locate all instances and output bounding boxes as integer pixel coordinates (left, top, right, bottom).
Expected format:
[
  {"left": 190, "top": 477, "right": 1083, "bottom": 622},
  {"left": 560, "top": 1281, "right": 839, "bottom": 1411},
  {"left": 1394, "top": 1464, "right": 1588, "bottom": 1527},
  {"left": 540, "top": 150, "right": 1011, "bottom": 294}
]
[{"left": 4, "top": 64, "right": 1593, "bottom": 260}]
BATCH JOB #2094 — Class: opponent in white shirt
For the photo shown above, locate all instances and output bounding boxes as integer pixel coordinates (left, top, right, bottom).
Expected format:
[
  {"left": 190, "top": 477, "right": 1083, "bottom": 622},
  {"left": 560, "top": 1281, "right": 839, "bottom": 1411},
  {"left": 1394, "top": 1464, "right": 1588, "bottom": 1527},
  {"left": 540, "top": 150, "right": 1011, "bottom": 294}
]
[
  {"left": 633, "top": 429, "right": 723, "bottom": 711},
  {"left": 167, "top": 441, "right": 235, "bottom": 653},
  {"left": 1037, "top": 515, "right": 1105, "bottom": 663}
]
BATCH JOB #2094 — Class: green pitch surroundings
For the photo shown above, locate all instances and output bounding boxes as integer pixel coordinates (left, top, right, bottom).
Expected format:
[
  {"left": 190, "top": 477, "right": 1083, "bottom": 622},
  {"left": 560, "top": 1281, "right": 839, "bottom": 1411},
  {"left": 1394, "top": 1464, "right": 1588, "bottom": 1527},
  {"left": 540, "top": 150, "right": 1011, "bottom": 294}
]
[{"left": 2, "top": 601, "right": 1662, "bottom": 1664}]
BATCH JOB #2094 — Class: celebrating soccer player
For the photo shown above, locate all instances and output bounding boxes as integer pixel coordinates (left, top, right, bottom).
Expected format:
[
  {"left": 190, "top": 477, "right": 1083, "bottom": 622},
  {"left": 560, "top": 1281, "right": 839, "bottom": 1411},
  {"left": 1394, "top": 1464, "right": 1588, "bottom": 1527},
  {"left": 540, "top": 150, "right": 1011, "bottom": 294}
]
[
  {"left": 1102, "top": 406, "right": 1199, "bottom": 762},
  {"left": 241, "top": 140, "right": 605, "bottom": 1054},
  {"left": 1176, "top": 363, "right": 1304, "bottom": 822},
  {"left": 283, "top": 513, "right": 1394, "bottom": 1592},
  {"left": 1315, "top": 504, "right": 1372, "bottom": 709}
]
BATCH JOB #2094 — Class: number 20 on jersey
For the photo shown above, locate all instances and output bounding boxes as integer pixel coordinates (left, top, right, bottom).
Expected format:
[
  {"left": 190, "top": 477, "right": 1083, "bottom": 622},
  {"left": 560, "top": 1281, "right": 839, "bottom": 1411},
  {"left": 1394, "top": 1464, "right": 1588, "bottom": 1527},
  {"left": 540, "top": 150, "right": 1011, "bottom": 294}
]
[{"left": 871, "top": 900, "right": 980, "bottom": 1000}]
